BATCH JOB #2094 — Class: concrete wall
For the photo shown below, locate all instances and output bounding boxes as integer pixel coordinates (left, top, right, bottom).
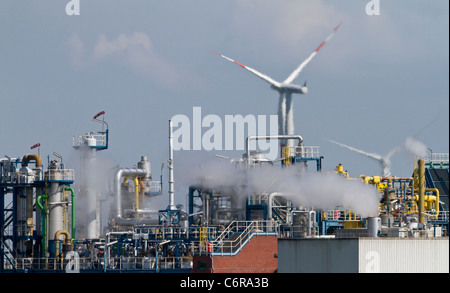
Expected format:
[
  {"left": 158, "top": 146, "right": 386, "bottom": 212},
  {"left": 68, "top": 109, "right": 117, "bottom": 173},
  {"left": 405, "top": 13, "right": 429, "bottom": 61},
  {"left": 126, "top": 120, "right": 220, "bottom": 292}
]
[
  {"left": 278, "top": 237, "right": 449, "bottom": 273},
  {"left": 278, "top": 238, "right": 359, "bottom": 273}
]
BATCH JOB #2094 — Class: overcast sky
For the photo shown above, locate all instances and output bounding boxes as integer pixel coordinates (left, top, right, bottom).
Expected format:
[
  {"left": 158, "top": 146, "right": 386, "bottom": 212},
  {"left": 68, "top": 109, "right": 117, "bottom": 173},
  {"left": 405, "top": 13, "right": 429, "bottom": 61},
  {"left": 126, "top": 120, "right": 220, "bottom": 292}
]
[{"left": 1, "top": 1, "right": 448, "bottom": 204}]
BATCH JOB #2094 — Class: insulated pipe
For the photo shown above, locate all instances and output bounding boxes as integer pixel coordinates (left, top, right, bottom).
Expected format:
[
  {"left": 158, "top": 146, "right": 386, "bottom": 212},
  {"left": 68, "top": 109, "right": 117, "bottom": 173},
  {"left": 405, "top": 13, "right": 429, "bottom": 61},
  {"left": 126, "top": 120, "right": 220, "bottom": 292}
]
[
  {"left": 65, "top": 187, "right": 75, "bottom": 240},
  {"left": 54, "top": 230, "right": 71, "bottom": 258},
  {"left": 55, "top": 230, "right": 71, "bottom": 243},
  {"left": 114, "top": 168, "right": 147, "bottom": 219},
  {"left": 123, "top": 209, "right": 159, "bottom": 215},
  {"left": 267, "top": 192, "right": 295, "bottom": 226},
  {"left": 21, "top": 154, "right": 42, "bottom": 167},
  {"left": 267, "top": 192, "right": 285, "bottom": 221},
  {"left": 245, "top": 135, "right": 303, "bottom": 163},
  {"left": 114, "top": 168, "right": 159, "bottom": 225},
  {"left": 168, "top": 120, "right": 176, "bottom": 210}
]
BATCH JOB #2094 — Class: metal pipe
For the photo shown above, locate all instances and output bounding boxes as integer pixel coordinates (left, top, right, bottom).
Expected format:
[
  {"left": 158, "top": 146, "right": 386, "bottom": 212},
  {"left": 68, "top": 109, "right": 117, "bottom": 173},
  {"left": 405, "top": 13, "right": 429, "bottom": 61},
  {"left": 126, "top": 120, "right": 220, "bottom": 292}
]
[
  {"left": 115, "top": 168, "right": 147, "bottom": 218},
  {"left": 55, "top": 230, "right": 71, "bottom": 243},
  {"left": 245, "top": 135, "right": 303, "bottom": 163},
  {"left": 418, "top": 159, "right": 425, "bottom": 226},
  {"left": 267, "top": 192, "right": 289, "bottom": 221},
  {"left": 123, "top": 209, "right": 159, "bottom": 215},
  {"left": 37, "top": 194, "right": 48, "bottom": 256},
  {"left": 114, "top": 168, "right": 159, "bottom": 225},
  {"left": 21, "top": 154, "right": 42, "bottom": 167},
  {"left": 65, "top": 187, "right": 75, "bottom": 240},
  {"left": 134, "top": 178, "right": 139, "bottom": 212},
  {"left": 25, "top": 188, "right": 33, "bottom": 236},
  {"left": 413, "top": 188, "right": 440, "bottom": 219},
  {"left": 104, "top": 231, "right": 133, "bottom": 272},
  {"left": 168, "top": 120, "right": 176, "bottom": 210}
]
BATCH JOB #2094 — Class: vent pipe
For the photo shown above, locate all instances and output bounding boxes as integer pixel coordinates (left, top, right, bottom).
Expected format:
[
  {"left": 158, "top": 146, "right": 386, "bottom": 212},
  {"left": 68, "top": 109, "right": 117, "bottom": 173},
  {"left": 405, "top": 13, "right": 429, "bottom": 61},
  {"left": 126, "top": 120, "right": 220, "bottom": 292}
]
[
  {"left": 418, "top": 159, "right": 425, "bottom": 227},
  {"left": 168, "top": 120, "right": 176, "bottom": 210}
]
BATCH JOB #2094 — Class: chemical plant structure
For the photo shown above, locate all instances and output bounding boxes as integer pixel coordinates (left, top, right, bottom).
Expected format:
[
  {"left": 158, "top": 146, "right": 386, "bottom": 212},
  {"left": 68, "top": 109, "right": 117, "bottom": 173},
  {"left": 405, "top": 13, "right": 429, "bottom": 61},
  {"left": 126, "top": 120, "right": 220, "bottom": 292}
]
[{"left": 1, "top": 112, "right": 448, "bottom": 273}]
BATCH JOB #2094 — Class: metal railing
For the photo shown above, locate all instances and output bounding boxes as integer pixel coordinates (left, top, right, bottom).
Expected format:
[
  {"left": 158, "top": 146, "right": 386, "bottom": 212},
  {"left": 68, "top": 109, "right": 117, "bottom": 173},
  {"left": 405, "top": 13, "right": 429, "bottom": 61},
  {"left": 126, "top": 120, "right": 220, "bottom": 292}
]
[
  {"left": 11, "top": 256, "right": 192, "bottom": 271},
  {"left": 292, "top": 146, "right": 320, "bottom": 158},
  {"left": 111, "top": 256, "right": 192, "bottom": 271},
  {"left": 425, "top": 153, "right": 449, "bottom": 164},
  {"left": 73, "top": 133, "right": 107, "bottom": 148},
  {"left": 211, "top": 221, "right": 279, "bottom": 256},
  {"left": 44, "top": 169, "right": 75, "bottom": 182},
  {"left": 149, "top": 181, "right": 162, "bottom": 194},
  {"left": 321, "top": 208, "right": 361, "bottom": 221}
]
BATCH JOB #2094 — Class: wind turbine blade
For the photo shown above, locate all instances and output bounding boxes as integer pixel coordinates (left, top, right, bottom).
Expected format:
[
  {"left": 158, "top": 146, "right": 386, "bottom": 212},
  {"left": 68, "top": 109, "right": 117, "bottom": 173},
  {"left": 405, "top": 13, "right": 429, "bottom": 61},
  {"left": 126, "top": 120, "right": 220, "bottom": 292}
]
[
  {"left": 283, "top": 22, "right": 342, "bottom": 84},
  {"left": 328, "top": 139, "right": 383, "bottom": 161},
  {"left": 211, "top": 50, "right": 281, "bottom": 88}
]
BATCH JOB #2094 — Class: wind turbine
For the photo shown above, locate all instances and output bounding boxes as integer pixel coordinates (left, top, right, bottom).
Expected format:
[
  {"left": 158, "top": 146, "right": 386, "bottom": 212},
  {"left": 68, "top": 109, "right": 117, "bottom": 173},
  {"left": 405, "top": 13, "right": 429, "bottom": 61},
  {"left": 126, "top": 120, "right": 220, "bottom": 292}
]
[
  {"left": 212, "top": 22, "right": 342, "bottom": 147},
  {"left": 328, "top": 139, "right": 401, "bottom": 176}
]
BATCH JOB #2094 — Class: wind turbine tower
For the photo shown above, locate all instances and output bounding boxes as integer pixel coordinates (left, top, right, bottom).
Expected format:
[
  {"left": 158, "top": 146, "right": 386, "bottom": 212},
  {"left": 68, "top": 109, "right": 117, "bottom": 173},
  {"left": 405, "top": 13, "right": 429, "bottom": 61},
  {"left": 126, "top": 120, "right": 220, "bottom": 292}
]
[{"left": 212, "top": 23, "right": 342, "bottom": 147}]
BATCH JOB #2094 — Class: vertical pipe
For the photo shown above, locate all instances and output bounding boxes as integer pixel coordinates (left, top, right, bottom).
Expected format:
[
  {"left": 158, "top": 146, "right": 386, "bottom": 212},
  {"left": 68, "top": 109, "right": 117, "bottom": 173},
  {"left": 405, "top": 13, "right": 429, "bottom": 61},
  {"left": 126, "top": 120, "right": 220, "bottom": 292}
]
[
  {"left": 12, "top": 187, "right": 18, "bottom": 257},
  {"left": 37, "top": 194, "right": 48, "bottom": 257},
  {"left": 65, "top": 188, "right": 75, "bottom": 241},
  {"left": 134, "top": 178, "right": 139, "bottom": 213},
  {"left": 418, "top": 159, "right": 425, "bottom": 227},
  {"left": 25, "top": 188, "right": 33, "bottom": 236},
  {"left": 168, "top": 120, "right": 175, "bottom": 210}
]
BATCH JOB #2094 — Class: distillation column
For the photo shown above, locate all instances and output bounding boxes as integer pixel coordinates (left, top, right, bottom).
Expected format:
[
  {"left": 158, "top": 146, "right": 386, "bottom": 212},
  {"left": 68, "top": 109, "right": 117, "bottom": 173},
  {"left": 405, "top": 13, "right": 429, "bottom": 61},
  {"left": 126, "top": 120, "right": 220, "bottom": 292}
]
[{"left": 83, "top": 140, "right": 99, "bottom": 239}]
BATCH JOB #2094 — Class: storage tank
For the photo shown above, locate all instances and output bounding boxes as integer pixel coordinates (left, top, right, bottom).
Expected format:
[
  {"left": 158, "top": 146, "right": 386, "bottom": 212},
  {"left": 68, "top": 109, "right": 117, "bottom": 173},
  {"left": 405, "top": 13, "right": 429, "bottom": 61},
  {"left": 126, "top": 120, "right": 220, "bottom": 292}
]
[
  {"left": 137, "top": 156, "right": 151, "bottom": 178},
  {"left": 366, "top": 217, "right": 381, "bottom": 237},
  {"left": 46, "top": 162, "right": 65, "bottom": 241}
]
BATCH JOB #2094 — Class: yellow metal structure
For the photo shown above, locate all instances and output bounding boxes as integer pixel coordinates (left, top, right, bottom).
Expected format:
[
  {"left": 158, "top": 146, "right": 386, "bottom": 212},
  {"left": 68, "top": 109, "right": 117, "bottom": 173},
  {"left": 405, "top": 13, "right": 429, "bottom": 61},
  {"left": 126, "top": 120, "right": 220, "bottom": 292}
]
[
  {"left": 335, "top": 164, "right": 349, "bottom": 178},
  {"left": 282, "top": 146, "right": 292, "bottom": 166}
]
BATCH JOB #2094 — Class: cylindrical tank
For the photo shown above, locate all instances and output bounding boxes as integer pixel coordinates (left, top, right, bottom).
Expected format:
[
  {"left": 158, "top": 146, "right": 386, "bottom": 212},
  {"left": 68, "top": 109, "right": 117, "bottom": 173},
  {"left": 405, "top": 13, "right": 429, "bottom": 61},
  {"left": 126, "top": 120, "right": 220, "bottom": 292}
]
[
  {"left": 85, "top": 135, "right": 97, "bottom": 147},
  {"left": 137, "top": 156, "right": 151, "bottom": 178},
  {"left": 47, "top": 169, "right": 64, "bottom": 241},
  {"left": 84, "top": 147, "right": 98, "bottom": 239},
  {"left": 366, "top": 217, "right": 381, "bottom": 237}
]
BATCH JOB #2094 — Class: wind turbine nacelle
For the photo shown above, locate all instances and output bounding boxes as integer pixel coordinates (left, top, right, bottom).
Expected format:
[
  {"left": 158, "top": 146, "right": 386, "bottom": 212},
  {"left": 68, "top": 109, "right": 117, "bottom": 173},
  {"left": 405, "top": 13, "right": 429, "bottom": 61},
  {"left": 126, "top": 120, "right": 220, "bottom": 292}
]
[{"left": 272, "top": 83, "right": 308, "bottom": 94}]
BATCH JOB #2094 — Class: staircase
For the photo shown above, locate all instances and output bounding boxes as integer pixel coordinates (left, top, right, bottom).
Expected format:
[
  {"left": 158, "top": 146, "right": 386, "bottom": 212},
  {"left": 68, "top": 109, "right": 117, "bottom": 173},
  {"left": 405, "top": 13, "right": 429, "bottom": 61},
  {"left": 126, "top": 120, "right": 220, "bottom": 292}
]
[
  {"left": 211, "top": 221, "right": 278, "bottom": 256},
  {"left": 1, "top": 238, "right": 16, "bottom": 271}
]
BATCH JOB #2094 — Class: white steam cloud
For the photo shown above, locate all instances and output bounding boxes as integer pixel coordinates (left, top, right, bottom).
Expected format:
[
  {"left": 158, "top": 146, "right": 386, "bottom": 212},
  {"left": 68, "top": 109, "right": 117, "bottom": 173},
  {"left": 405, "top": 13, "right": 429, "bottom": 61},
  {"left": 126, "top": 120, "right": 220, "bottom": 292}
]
[
  {"left": 182, "top": 156, "right": 380, "bottom": 218},
  {"left": 68, "top": 146, "right": 117, "bottom": 238},
  {"left": 403, "top": 136, "right": 428, "bottom": 158},
  {"left": 66, "top": 32, "right": 203, "bottom": 89}
]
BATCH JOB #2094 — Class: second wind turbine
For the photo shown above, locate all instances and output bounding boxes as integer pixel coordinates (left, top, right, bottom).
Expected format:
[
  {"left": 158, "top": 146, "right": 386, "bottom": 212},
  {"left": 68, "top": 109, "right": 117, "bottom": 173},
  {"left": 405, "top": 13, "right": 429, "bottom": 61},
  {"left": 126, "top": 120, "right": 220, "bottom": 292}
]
[{"left": 212, "top": 22, "right": 342, "bottom": 147}]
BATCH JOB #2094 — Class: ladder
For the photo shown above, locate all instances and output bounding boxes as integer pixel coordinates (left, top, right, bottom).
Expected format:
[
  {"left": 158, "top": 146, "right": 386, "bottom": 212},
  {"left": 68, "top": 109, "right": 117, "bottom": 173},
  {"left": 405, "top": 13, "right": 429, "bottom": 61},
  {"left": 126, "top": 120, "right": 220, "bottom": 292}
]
[
  {"left": 1, "top": 238, "right": 16, "bottom": 271},
  {"left": 282, "top": 146, "right": 292, "bottom": 166},
  {"left": 199, "top": 226, "right": 209, "bottom": 253}
]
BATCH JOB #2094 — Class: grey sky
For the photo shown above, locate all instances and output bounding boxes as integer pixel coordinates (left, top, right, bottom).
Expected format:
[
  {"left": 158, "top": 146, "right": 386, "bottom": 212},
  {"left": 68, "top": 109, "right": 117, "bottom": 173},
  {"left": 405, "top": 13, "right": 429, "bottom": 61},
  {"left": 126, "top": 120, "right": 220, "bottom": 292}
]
[{"left": 1, "top": 1, "right": 448, "bottom": 204}]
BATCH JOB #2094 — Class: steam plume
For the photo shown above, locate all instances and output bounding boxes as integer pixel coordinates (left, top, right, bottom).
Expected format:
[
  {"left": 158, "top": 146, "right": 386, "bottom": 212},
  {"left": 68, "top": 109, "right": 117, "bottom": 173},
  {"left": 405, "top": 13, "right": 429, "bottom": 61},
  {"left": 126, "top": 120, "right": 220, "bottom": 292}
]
[{"left": 182, "top": 156, "right": 380, "bottom": 218}]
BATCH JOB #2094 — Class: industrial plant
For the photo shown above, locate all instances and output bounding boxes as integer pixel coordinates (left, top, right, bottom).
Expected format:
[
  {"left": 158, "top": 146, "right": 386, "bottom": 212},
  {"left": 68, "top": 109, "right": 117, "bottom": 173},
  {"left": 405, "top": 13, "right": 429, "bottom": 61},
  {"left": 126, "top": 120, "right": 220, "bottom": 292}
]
[
  {"left": 0, "top": 111, "right": 448, "bottom": 273},
  {"left": 1, "top": 17, "right": 448, "bottom": 274}
]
